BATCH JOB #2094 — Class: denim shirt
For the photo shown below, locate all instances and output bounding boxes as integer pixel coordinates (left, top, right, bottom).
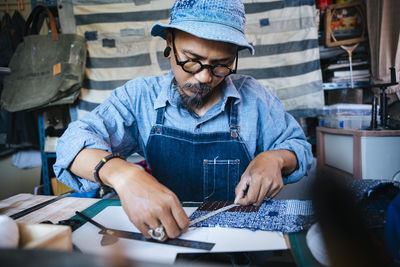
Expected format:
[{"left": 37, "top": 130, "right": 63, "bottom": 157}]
[{"left": 54, "top": 71, "right": 313, "bottom": 192}]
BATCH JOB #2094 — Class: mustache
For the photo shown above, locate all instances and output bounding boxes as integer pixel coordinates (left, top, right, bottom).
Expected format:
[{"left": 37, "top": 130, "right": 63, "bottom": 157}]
[{"left": 182, "top": 83, "right": 213, "bottom": 95}]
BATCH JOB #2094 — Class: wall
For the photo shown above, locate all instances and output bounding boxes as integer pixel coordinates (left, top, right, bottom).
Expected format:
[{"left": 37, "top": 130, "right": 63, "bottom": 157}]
[{"left": 0, "top": 155, "right": 41, "bottom": 200}]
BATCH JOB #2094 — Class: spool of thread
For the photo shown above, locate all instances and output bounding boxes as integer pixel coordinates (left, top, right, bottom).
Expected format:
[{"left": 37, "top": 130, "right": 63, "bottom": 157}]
[{"left": 0, "top": 215, "right": 19, "bottom": 248}]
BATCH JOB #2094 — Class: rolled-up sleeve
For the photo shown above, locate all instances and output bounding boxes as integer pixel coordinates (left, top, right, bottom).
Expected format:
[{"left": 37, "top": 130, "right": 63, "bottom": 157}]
[
  {"left": 258, "top": 93, "right": 313, "bottom": 184},
  {"left": 53, "top": 85, "right": 140, "bottom": 192}
]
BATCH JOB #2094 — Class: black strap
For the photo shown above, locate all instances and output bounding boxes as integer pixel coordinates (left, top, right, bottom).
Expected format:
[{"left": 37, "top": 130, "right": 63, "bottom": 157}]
[
  {"left": 25, "top": 5, "right": 46, "bottom": 35},
  {"left": 25, "top": 6, "right": 58, "bottom": 36},
  {"left": 93, "top": 153, "right": 125, "bottom": 197}
]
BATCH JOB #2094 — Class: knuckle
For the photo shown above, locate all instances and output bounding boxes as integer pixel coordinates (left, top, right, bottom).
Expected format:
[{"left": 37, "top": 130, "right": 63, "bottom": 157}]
[
  {"left": 165, "top": 192, "right": 178, "bottom": 204},
  {"left": 169, "top": 229, "right": 180, "bottom": 239}
]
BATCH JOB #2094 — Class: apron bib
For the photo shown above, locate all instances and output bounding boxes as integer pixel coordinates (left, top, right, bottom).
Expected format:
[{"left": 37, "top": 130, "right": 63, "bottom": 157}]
[{"left": 145, "top": 99, "right": 252, "bottom": 201}]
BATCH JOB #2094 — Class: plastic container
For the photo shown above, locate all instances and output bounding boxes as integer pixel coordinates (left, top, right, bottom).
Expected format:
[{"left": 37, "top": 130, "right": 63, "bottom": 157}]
[
  {"left": 319, "top": 115, "right": 375, "bottom": 130},
  {"left": 319, "top": 104, "right": 373, "bottom": 116}
]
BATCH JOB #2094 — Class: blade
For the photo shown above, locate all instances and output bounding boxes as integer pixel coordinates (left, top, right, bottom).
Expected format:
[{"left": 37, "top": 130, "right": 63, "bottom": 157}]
[{"left": 189, "top": 203, "right": 239, "bottom": 227}]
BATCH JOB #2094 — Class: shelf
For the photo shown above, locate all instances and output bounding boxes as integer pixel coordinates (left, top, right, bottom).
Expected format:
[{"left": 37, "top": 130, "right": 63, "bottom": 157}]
[{"left": 322, "top": 81, "right": 370, "bottom": 90}]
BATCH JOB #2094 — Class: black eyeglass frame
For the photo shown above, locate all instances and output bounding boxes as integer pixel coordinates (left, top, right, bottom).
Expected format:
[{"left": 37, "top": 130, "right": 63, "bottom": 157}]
[{"left": 171, "top": 32, "right": 238, "bottom": 78}]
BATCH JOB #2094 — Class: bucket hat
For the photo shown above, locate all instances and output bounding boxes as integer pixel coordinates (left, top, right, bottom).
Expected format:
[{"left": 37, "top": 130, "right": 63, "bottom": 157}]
[{"left": 151, "top": 0, "right": 254, "bottom": 55}]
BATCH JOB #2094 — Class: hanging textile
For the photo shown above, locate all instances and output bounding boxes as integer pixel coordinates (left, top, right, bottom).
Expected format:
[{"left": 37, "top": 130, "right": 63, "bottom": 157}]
[
  {"left": 366, "top": 0, "right": 400, "bottom": 120},
  {"left": 63, "top": 0, "right": 323, "bottom": 120}
]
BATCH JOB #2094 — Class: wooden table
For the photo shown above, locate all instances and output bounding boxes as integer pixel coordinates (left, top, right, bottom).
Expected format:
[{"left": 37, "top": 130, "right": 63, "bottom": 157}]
[{"left": 0, "top": 194, "right": 99, "bottom": 224}]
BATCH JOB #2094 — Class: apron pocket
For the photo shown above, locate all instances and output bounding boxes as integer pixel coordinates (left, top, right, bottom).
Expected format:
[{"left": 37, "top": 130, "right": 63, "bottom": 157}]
[{"left": 203, "top": 159, "right": 240, "bottom": 201}]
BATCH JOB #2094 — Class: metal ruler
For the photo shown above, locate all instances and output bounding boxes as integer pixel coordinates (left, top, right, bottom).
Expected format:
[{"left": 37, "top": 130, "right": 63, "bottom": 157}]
[
  {"left": 76, "top": 211, "right": 215, "bottom": 251},
  {"left": 99, "top": 228, "right": 215, "bottom": 251}
]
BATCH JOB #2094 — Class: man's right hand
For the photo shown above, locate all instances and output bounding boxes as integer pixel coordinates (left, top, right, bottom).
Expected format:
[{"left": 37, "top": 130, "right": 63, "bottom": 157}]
[
  {"left": 109, "top": 165, "right": 190, "bottom": 240},
  {"left": 69, "top": 149, "right": 189, "bottom": 241}
]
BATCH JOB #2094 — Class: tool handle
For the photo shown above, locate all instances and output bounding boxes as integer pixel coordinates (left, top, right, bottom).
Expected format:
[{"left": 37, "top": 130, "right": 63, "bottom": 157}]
[{"left": 75, "top": 211, "right": 107, "bottom": 230}]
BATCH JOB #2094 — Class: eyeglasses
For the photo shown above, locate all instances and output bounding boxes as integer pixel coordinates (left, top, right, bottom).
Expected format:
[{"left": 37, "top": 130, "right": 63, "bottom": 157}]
[{"left": 171, "top": 32, "right": 238, "bottom": 78}]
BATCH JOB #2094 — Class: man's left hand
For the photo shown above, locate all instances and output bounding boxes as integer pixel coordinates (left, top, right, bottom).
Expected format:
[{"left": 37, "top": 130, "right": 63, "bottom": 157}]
[{"left": 234, "top": 150, "right": 297, "bottom": 206}]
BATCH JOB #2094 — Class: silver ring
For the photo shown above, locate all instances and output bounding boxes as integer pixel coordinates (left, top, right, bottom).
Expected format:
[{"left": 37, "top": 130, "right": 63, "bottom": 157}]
[{"left": 147, "top": 226, "right": 165, "bottom": 240}]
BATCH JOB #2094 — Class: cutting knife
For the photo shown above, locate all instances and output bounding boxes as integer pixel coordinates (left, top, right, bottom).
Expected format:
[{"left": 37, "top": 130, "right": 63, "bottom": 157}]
[
  {"left": 189, "top": 181, "right": 251, "bottom": 227},
  {"left": 189, "top": 203, "right": 239, "bottom": 227}
]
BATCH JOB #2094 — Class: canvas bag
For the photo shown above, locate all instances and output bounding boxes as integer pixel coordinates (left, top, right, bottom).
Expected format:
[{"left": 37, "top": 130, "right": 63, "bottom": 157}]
[{"left": 1, "top": 7, "right": 86, "bottom": 112}]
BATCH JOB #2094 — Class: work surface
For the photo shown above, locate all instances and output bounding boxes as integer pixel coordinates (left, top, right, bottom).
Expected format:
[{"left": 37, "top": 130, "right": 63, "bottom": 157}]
[{"left": 0, "top": 194, "right": 290, "bottom": 264}]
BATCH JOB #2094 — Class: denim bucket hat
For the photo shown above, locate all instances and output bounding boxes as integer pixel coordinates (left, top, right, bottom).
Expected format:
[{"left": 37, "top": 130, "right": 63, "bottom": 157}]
[{"left": 151, "top": 0, "right": 254, "bottom": 55}]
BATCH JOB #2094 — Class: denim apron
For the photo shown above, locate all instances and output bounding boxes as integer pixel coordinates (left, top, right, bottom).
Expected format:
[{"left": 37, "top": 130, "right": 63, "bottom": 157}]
[{"left": 145, "top": 99, "right": 252, "bottom": 202}]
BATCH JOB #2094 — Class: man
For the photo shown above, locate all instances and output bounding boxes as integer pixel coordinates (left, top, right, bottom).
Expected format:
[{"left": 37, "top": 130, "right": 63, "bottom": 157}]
[{"left": 54, "top": 0, "right": 313, "bottom": 241}]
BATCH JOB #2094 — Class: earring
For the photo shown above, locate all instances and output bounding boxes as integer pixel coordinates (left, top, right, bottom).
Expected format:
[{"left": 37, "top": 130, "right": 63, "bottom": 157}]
[{"left": 163, "top": 47, "right": 171, "bottom": 57}]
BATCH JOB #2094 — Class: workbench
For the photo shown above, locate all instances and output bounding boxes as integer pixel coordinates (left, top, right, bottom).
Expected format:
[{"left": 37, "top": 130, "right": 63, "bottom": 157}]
[{"left": 0, "top": 193, "right": 324, "bottom": 266}]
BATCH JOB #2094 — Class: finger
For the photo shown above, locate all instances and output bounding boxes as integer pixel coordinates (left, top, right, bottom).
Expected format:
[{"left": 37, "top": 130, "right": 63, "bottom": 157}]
[
  {"left": 137, "top": 212, "right": 161, "bottom": 239},
  {"left": 158, "top": 207, "right": 181, "bottom": 239},
  {"left": 170, "top": 200, "right": 189, "bottom": 232},
  {"left": 268, "top": 182, "right": 283, "bottom": 199},
  {"left": 135, "top": 221, "right": 152, "bottom": 239},
  {"left": 145, "top": 216, "right": 162, "bottom": 235},
  {"left": 254, "top": 180, "right": 271, "bottom": 206},
  {"left": 238, "top": 177, "right": 261, "bottom": 206},
  {"left": 234, "top": 176, "right": 251, "bottom": 204},
  {"left": 235, "top": 176, "right": 247, "bottom": 200}
]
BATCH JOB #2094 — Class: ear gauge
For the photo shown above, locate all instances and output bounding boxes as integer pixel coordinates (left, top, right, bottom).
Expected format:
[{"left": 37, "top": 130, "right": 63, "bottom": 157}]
[{"left": 164, "top": 46, "right": 171, "bottom": 57}]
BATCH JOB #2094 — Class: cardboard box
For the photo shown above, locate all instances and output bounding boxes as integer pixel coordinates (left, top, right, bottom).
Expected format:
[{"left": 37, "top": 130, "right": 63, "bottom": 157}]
[{"left": 18, "top": 223, "right": 72, "bottom": 251}]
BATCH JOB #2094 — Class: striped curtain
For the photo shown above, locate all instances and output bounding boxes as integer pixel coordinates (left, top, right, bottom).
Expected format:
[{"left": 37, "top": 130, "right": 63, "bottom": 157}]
[{"left": 66, "top": 0, "right": 323, "bottom": 120}]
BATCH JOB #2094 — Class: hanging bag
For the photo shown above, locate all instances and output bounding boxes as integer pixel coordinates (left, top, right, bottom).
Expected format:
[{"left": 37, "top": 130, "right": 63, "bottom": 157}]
[{"left": 1, "top": 6, "right": 86, "bottom": 112}]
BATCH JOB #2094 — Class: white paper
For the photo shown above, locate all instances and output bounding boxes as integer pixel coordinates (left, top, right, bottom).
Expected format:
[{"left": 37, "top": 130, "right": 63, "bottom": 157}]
[{"left": 72, "top": 206, "right": 287, "bottom": 264}]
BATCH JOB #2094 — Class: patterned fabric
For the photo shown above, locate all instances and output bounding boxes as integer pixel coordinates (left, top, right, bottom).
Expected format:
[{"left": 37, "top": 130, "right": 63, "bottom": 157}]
[
  {"left": 189, "top": 200, "right": 314, "bottom": 233},
  {"left": 63, "top": 0, "right": 323, "bottom": 120},
  {"left": 188, "top": 180, "right": 400, "bottom": 233}
]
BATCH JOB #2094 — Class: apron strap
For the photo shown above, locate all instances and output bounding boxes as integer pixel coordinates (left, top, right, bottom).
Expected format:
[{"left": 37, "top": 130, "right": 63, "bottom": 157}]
[
  {"left": 155, "top": 107, "right": 165, "bottom": 125},
  {"left": 228, "top": 98, "right": 240, "bottom": 138}
]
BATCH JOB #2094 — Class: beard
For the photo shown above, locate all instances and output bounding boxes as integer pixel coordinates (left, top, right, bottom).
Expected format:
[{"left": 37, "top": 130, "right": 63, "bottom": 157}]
[{"left": 173, "top": 79, "right": 214, "bottom": 115}]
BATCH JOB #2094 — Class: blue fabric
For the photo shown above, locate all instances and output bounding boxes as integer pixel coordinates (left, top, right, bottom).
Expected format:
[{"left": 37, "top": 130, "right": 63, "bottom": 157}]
[
  {"left": 145, "top": 100, "right": 251, "bottom": 201},
  {"left": 189, "top": 200, "right": 314, "bottom": 233},
  {"left": 54, "top": 71, "right": 313, "bottom": 192},
  {"left": 385, "top": 194, "right": 400, "bottom": 261},
  {"left": 357, "top": 180, "right": 400, "bottom": 228},
  {"left": 188, "top": 180, "right": 400, "bottom": 234},
  {"left": 150, "top": 0, "right": 254, "bottom": 54}
]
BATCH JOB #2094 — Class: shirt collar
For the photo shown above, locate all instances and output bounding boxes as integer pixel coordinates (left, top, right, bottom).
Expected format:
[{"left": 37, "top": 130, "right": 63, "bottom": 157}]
[{"left": 153, "top": 71, "right": 241, "bottom": 110}]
